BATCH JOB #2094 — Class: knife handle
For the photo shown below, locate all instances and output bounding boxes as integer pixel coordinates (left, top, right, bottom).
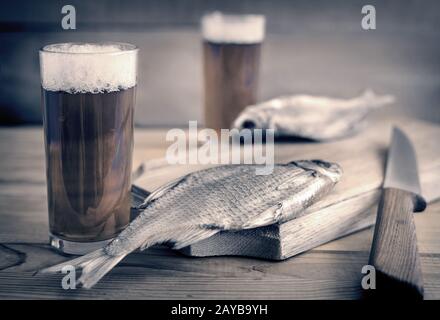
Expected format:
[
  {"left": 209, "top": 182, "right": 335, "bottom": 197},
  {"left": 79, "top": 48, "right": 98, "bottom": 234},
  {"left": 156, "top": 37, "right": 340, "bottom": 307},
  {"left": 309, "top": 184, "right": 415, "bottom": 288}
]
[{"left": 368, "top": 188, "right": 425, "bottom": 299}]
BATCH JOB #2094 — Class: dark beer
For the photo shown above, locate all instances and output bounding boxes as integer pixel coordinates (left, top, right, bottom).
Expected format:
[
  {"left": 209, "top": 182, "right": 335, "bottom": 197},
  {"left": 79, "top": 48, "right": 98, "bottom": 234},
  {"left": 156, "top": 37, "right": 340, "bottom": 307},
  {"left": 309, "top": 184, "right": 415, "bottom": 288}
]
[
  {"left": 203, "top": 41, "right": 261, "bottom": 130},
  {"left": 40, "top": 42, "right": 138, "bottom": 254},
  {"left": 42, "top": 88, "right": 135, "bottom": 242},
  {"left": 202, "top": 13, "right": 265, "bottom": 130}
]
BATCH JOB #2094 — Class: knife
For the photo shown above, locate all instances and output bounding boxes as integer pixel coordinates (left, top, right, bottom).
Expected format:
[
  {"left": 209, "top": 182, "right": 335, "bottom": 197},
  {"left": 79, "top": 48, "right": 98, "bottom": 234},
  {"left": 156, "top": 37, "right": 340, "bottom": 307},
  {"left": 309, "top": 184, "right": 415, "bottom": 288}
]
[{"left": 367, "top": 127, "right": 427, "bottom": 299}]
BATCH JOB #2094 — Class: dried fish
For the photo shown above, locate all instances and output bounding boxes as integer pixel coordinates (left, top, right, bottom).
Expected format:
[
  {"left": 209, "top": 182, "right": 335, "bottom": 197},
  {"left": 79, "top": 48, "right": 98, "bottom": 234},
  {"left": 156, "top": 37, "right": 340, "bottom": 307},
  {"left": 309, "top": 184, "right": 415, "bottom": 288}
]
[
  {"left": 233, "top": 90, "right": 395, "bottom": 141},
  {"left": 40, "top": 160, "right": 342, "bottom": 288}
]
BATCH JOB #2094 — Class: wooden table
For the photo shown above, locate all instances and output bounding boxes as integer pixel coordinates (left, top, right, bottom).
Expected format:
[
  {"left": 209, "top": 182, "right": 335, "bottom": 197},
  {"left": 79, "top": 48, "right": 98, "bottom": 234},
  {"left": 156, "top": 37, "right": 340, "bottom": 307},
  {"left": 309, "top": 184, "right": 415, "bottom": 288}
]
[{"left": 1, "top": 116, "right": 439, "bottom": 299}]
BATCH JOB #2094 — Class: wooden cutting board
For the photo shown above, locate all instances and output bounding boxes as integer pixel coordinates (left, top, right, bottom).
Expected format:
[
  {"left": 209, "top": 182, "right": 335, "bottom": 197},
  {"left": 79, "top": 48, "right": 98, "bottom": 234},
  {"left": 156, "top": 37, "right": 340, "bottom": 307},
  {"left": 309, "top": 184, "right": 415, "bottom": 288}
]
[{"left": 133, "top": 117, "right": 440, "bottom": 260}]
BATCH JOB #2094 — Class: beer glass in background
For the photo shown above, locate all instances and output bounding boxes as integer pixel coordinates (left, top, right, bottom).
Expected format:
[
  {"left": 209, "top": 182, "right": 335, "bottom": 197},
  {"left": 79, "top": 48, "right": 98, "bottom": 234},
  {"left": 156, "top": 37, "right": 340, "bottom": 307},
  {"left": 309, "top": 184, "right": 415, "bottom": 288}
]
[
  {"left": 39, "top": 42, "right": 138, "bottom": 254},
  {"left": 202, "top": 12, "right": 265, "bottom": 130}
]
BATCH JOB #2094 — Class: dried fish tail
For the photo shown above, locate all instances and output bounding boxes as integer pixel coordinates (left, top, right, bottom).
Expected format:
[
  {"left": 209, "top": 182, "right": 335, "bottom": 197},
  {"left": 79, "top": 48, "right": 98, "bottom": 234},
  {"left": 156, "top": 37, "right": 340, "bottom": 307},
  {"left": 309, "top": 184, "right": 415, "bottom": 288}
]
[
  {"left": 39, "top": 223, "right": 219, "bottom": 288},
  {"left": 39, "top": 248, "right": 126, "bottom": 289}
]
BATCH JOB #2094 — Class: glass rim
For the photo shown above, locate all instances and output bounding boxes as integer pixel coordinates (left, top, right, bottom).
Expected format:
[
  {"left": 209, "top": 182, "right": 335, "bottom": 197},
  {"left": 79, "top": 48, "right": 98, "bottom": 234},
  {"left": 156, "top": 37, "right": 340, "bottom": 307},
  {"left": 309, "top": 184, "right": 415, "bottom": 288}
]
[
  {"left": 39, "top": 42, "right": 138, "bottom": 55},
  {"left": 201, "top": 11, "right": 266, "bottom": 20}
]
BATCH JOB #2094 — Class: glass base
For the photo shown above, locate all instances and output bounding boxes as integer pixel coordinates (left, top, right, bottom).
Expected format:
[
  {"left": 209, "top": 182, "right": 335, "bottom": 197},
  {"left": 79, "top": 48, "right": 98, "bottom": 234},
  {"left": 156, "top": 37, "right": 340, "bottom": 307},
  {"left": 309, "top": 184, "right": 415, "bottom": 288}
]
[{"left": 49, "top": 233, "right": 113, "bottom": 255}]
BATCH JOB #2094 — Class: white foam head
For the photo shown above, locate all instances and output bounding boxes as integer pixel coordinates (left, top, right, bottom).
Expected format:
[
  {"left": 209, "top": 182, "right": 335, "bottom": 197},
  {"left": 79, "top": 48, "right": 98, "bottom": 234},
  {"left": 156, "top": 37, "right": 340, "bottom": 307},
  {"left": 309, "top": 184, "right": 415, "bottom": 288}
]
[
  {"left": 201, "top": 12, "right": 266, "bottom": 44},
  {"left": 40, "top": 42, "right": 138, "bottom": 93}
]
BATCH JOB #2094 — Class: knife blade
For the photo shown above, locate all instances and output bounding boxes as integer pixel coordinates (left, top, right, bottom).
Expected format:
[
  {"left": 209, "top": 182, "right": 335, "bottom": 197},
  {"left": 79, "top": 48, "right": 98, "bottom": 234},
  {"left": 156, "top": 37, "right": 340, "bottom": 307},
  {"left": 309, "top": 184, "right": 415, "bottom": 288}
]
[{"left": 367, "top": 127, "right": 427, "bottom": 299}]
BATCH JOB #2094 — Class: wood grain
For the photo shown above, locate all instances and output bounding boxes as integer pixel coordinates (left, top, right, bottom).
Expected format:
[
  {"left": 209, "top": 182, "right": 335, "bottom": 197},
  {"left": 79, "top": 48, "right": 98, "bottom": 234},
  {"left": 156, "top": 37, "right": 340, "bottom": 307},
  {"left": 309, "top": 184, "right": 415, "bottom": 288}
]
[
  {"left": 368, "top": 188, "right": 424, "bottom": 299},
  {"left": 0, "top": 116, "right": 439, "bottom": 299},
  {"left": 1, "top": 244, "right": 440, "bottom": 300}
]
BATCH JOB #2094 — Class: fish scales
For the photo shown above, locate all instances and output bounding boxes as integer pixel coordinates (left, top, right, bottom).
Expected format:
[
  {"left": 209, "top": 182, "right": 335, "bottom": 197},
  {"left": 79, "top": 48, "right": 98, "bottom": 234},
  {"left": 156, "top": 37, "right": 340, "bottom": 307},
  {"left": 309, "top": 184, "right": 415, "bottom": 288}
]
[{"left": 40, "top": 160, "right": 342, "bottom": 288}]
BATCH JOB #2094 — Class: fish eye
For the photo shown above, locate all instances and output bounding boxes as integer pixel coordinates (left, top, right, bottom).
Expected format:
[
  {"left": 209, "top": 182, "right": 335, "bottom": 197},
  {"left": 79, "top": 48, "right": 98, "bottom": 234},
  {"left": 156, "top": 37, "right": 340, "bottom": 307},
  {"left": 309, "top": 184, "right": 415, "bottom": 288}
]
[{"left": 242, "top": 120, "right": 256, "bottom": 129}]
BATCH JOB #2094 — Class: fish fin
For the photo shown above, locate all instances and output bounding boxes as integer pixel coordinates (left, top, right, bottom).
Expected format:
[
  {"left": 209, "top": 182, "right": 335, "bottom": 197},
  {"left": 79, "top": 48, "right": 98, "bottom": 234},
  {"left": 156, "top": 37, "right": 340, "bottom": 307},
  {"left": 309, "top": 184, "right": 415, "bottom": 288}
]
[
  {"left": 137, "top": 174, "right": 189, "bottom": 209},
  {"left": 39, "top": 248, "right": 126, "bottom": 289},
  {"left": 171, "top": 228, "right": 219, "bottom": 249},
  {"left": 240, "top": 203, "right": 284, "bottom": 230},
  {"left": 131, "top": 185, "right": 150, "bottom": 208},
  {"left": 199, "top": 203, "right": 284, "bottom": 231},
  {"left": 138, "top": 226, "right": 219, "bottom": 251}
]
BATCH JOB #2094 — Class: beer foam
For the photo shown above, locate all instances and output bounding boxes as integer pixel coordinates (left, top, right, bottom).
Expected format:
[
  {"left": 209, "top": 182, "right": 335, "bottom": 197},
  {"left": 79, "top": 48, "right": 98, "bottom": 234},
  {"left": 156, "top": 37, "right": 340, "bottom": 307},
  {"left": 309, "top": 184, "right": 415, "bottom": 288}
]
[
  {"left": 40, "top": 43, "right": 138, "bottom": 93},
  {"left": 201, "top": 12, "right": 265, "bottom": 44}
]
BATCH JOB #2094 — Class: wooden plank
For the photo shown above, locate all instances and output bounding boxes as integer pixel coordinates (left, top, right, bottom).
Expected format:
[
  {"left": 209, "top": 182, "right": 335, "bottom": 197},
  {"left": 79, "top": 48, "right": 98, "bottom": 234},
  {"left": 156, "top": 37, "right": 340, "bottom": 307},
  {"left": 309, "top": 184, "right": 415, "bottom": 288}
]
[
  {"left": 0, "top": 116, "right": 439, "bottom": 299},
  {"left": 318, "top": 200, "right": 440, "bottom": 254},
  {"left": 0, "top": 244, "right": 440, "bottom": 299},
  {"left": 132, "top": 117, "right": 440, "bottom": 259}
]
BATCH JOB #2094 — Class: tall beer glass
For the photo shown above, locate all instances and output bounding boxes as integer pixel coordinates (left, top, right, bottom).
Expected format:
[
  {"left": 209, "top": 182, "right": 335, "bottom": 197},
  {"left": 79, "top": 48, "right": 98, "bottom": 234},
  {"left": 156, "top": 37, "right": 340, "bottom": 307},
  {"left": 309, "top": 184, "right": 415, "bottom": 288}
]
[
  {"left": 202, "top": 12, "right": 265, "bottom": 130},
  {"left": 39, "top": 42, "right": 138, "bottom": 254}
]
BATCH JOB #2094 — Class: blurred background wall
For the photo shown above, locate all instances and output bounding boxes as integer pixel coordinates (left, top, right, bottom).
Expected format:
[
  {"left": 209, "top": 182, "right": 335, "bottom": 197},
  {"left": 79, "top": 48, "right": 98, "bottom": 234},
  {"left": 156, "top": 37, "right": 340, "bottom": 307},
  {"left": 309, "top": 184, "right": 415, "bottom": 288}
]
[{"left": 1, "top": 0, "right": 439, "bottom": 126}]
